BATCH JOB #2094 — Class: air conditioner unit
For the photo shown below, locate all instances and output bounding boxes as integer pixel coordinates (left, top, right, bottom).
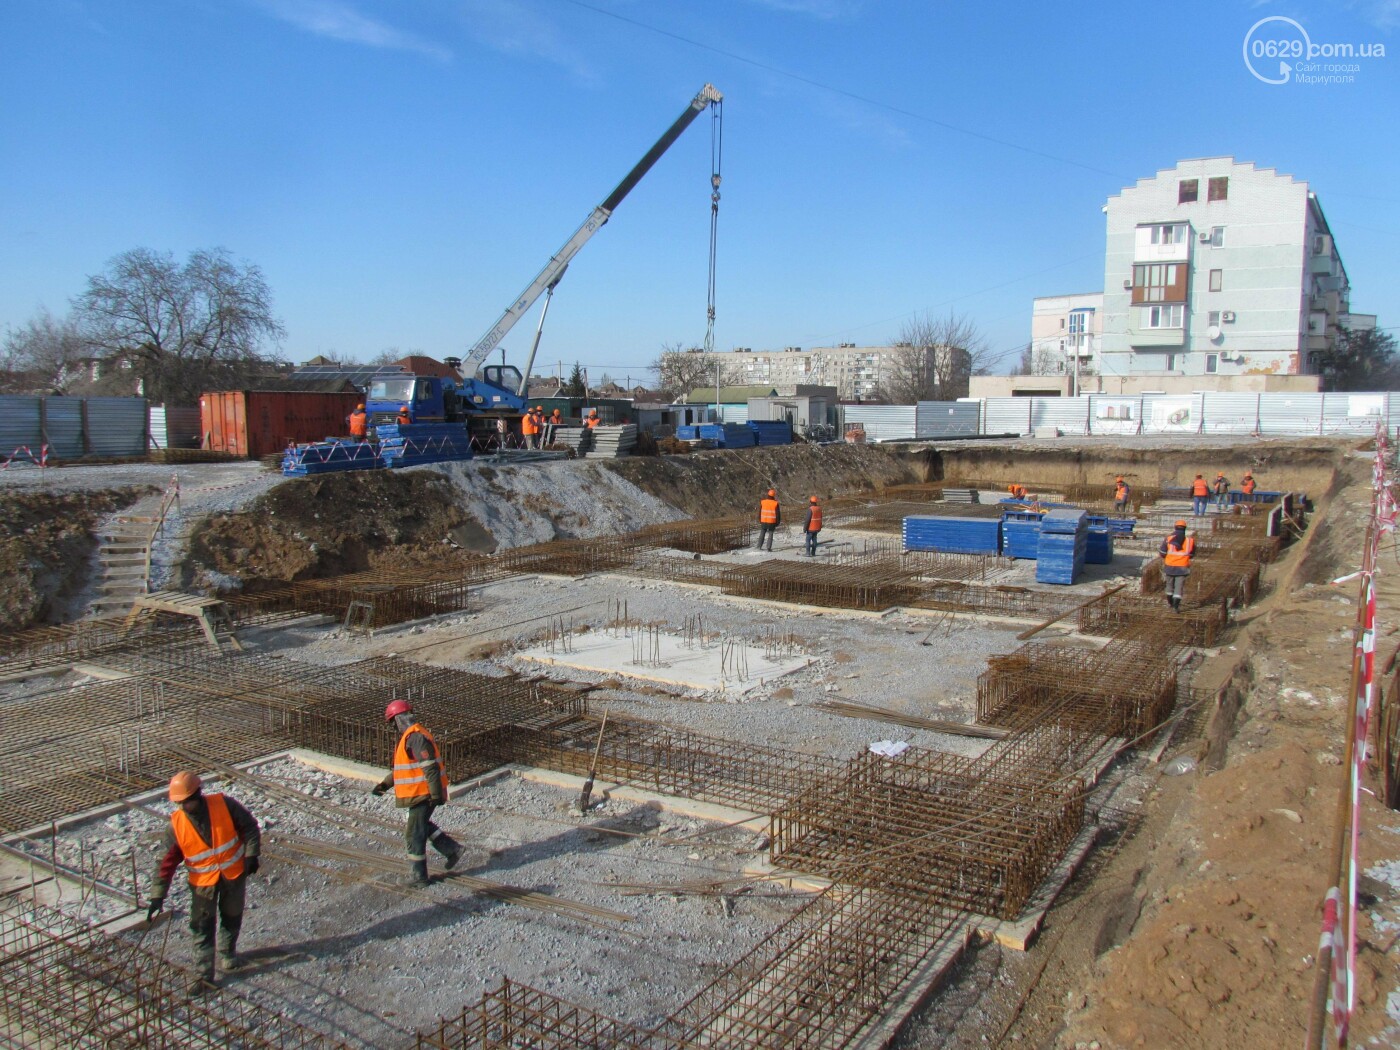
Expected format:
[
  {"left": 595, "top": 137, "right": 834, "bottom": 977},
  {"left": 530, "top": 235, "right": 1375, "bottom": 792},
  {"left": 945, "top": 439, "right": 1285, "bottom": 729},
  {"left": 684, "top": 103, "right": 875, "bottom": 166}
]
[
  {"left": 1199, "top": 232, "right": 1212, "bottom": 242},
  {"left": 1122, "top": 279, "right": 1132, "bottom": 290},
  {"left": 1221, "top": 311, "right": 1236, "bottom": 323}
]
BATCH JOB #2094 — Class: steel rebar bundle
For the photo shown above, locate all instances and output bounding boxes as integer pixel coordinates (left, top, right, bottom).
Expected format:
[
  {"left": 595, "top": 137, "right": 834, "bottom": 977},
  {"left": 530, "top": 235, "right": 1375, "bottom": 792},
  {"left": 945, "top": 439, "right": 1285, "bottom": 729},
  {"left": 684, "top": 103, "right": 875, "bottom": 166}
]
[{"left": 720, "top": 560, "right": 922, "bottom": 611}]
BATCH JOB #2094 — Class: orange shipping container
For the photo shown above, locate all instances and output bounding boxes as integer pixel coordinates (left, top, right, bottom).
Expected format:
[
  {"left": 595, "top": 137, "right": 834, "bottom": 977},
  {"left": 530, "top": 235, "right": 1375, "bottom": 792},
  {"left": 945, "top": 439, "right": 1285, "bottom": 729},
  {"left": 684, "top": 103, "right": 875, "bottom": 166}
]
[{"left": 199, "top": 390, "right": 364, "bottom": 459}]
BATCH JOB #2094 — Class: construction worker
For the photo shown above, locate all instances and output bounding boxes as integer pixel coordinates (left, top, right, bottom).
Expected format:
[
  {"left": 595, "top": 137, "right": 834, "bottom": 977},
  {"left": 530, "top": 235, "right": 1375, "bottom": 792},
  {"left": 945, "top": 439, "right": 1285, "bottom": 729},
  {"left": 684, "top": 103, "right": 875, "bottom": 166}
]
[
  {"left": 584, "top": 408, "right": 601, "bottom": 429},
  {"left": 520, "top": 408, "right": 537, "bottom": 447},
  {"left": 530, "top": 406, "right": 546, "bottom": 449},
  {"left": 545, "top": 407, "right": 563, "bottom": 446},
  {"left": 1242, "top": 472, "right": 1257, "bottom": 496},
  {"left": 146, "top": 772, "right": 261, "bottom": 996},
  {"left": 373, "top": 699, "right": 462, "bottom": 885},
  {"left": 348, "top": 403, "right": 368, "bottom": 441},
  {"left": 395, "top": 404, "right": 412, "bottom": 427},
  {"left": 757, "top": 488, "right": 780, "bottom": 552},
  {"left": 1159, "top": 519, "right": 1195, "bottom": 614},
  {"left": 1113, "top": 476, "right": 1131, "bottom": 514},
  {"left": 802, "top": 496, "right": 823, "bottom": 557},
  {"left": 1213, "top": 471, "right": 1231, "bottom": 512},
  {"left": 1190, "top": 473, "right": 1210, "bottom": 516}
]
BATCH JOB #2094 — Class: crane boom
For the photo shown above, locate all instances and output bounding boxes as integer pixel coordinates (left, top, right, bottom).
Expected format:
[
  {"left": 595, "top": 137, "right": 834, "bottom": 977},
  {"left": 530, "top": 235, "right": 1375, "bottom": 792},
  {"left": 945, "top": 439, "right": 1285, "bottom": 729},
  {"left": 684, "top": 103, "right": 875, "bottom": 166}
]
[{"left": 462, "top": 83, "right": 724, "bottom": 385}]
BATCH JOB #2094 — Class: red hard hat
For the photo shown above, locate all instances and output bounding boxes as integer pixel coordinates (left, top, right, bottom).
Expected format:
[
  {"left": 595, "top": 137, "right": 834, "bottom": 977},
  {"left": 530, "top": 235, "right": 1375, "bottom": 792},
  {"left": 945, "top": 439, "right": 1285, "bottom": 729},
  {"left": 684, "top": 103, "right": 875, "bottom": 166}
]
[
  {"left": 169, "top": 771, "right": 202, "bottom": 802},
  {"left": 385, "top": 699, "right": 412, "bottom": 722}
]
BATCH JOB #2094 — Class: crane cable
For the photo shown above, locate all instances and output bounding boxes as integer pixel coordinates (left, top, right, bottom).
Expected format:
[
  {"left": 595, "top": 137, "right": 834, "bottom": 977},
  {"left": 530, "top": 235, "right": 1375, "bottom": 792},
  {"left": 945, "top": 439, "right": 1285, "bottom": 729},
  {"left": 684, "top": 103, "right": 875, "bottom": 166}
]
[{"left": 703, "top": 98, "right": 723, "bottom": 354}]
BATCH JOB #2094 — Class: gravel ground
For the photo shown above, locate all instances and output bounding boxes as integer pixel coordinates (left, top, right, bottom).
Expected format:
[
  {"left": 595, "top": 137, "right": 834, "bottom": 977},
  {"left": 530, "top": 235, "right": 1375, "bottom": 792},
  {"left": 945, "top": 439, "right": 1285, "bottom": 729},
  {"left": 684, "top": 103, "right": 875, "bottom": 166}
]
[{"left": 24, "top": 760, "right": 798, "bottom": 1044}]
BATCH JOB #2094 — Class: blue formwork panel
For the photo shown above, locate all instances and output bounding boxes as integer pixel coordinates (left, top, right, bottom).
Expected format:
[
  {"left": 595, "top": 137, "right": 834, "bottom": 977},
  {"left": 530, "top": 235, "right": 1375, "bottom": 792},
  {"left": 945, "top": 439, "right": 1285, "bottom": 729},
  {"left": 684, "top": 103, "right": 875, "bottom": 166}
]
[
  {"left": 748, "top": 421, "right": 792, "bottom": 446},
  {"left": 1001, "top": 519, "right": 1042, "bottom": 559},
  {"left": 903, "top": 516, "right": 1001, "bottom": 555},
  {"left": 1086, "top": 515, "right": 1137, "bottom": 535},
  {"left": 1085, "top": 528, "right": 1114, "bottom": 564},
  {"left": 722, "top": 423, "right": 756, "bottom": 448},
  {"left": 282, "top": 440, "right": 384, "bottom": 476},
  {"left": 1036, "top": 509, "right": 1087, "bottom": 584},
  {"left": 676, "top": 425, "right": 699, "bottom": 440}
]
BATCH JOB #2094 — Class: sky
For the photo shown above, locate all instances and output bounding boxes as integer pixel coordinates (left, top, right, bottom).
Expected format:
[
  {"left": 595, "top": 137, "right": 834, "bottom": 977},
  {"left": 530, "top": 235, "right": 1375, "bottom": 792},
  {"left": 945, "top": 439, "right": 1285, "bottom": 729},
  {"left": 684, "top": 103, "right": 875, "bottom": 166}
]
[{"left": 1, "top": 0, "right": 1398, "bottom": 382}]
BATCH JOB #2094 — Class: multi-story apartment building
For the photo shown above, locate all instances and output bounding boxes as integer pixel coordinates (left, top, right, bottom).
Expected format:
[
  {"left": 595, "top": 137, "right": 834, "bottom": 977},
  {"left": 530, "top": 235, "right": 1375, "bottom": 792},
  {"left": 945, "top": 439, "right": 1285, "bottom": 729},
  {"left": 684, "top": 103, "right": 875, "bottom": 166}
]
[
  {"left": 1030, "top": 292, "right": 1104, "bottom": 377},
  {"left": 1097, "top": 158, "right": 1369, "bottom": 381},
  {"left": 688, "top": 344, "right": 968, "bottom": 401}
]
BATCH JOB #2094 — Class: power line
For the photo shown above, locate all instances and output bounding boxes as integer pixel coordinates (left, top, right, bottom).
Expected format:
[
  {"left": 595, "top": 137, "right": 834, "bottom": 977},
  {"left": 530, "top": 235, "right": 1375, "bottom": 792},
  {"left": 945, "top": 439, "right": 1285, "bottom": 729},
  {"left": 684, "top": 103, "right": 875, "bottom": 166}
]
[{"left": 558, "top": 0, "right": 1131, "bottom": 181}]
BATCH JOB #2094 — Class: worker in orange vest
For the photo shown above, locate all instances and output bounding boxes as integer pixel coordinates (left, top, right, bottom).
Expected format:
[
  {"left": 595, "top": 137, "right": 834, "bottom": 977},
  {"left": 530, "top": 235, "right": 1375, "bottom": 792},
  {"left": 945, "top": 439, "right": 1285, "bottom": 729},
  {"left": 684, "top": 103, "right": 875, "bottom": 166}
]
[
  {"left": 1159, "top": 519, "right": 1195, "bottom": 613},
  {"left": 373, "top": 699, "right": 462, "bottom": 885},
  {"left": 348, "top": 403, "right": 368, "bottom": 441},
  {"left": 533, "top": 406, "right": 547, "bottom": 448},
  {"left": 146, "top": 771, "right": 262, "bottom": 995},
  {"left": 757, "top": 488, "right": 781, "bottom": 552},
  {"left": 1213, "top": 471, "right": 1231, "bottom": 512},
  {"left": 520, "top": 408, "right": 537, "bottom": 447},
  {"left": 1190, "top": 473, "right": 1210, "bottom": 516},
  {"left": 803, "top": 496, "right": 823, "bottom": 557},
  {"left": 545, "top": 408, "right": 563, "bottom": 446},
  {"left": 584, "top": 409, "right": 601, "bottom": 429},
  {"left": 1113, "top": 476, "right": 1131, "bottom": 514},
  {"left": 1242, "top": 472, "right": 1257, "bottom": 496},
  {"left": 395, "top": 404, "right": 412, "bottom": 426}
]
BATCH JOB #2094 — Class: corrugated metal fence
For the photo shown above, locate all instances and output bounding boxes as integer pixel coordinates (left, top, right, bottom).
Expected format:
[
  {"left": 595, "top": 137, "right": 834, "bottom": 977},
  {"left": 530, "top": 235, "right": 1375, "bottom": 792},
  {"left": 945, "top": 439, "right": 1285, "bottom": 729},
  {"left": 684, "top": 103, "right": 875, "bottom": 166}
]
[
  {"left": 148, "top": 405, "right": 202, "bottom": 449},
  {"left": 843, "top": 392, "right": 1400, "bottom": 441},
  {"left": 0, "top": 396, "right": 149, "bottom": 459}
]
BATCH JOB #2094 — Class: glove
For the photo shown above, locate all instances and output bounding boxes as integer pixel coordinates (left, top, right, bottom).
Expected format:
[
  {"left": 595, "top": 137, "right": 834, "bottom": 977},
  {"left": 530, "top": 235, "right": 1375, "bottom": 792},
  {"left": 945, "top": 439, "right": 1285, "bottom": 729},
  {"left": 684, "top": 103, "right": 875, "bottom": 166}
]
[
  {"left": 371, "top": 784, "right": 388, "bottom": 797},
  {"left": 146, "top": 897, "right": 165, "bottom": 922},
  {"left": 244, "top": 857, "right": 261, "bottom": 876}
]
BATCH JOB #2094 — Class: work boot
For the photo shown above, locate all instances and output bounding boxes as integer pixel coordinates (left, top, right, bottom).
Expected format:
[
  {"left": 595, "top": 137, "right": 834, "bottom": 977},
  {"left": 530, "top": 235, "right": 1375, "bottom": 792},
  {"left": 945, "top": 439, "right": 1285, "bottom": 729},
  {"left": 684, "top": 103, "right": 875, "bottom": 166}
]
[
  {"left": 186, "top": 976, "right": 218, "bottom": 997},
  {"left": 220, "top": 954, "right": 246, "bottom": 973},
  {"left": 432, "top": 832, "right": 463, "bottom": 871},
  {"left": 400, "top": 859, "right": 430, "bottom": 887}
]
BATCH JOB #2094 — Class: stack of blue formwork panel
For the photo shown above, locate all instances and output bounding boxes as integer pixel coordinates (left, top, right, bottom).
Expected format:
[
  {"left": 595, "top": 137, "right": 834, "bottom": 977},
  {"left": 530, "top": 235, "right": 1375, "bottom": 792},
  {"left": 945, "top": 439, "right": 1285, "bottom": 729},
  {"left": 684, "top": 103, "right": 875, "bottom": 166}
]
[
  {"left": 375, "top": 423, "right": 474, "bottom": 468},
  {"left": 1085, "top": 527, "right": 1114, "bottom": 564},
  {"left": 903, "top": 516, "right": 1001, "bottom": 555},
  {"left": 1036, "top": 509, "right": 1087, "bottom": 584},
  {"left": 748, "top": 420, "right": 792, "bottom": 446},
  {"left": 1000, "top": 510, "right": 1044, "bottom": 559},
  {"left": 1086, "top": 515, "right": 1137, "bottom": 536},
  {"left": 675, "top": 425, "right": 700, "bottom": 441},
  {"left": 282, "top": 439, "right": 384, "bottom": 476},
  {"left": 721, "top": 422, "right": 756, "bottom": 448}
]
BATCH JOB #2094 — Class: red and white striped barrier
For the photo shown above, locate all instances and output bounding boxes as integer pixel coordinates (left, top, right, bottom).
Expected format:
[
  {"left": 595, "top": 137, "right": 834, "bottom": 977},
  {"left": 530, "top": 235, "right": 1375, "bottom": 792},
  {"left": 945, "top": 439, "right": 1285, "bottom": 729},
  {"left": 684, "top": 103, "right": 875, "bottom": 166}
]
[{"left": 1, "top": 445, "right": 48, "bottom": 470}]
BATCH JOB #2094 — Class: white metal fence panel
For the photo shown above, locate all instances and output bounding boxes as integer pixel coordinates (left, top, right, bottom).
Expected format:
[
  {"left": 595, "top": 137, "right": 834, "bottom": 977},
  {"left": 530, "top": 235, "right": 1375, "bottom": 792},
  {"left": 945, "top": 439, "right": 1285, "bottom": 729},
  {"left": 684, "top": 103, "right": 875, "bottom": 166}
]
[
  {"left": 1033, "top": 398, "right": 1091, "bottom": 435},
  {"left": 1140, "top": 394, "right": 1205, "bottom": 434},
  {"left": 149, "top": 405, "right": 203, "bottom": 449},
  {"left": 914, "top": 401, "right": 980, "bottom": 439},
  {"left": 1087, "top": 395, "right": 1144, "bottom": 436},
  {"left": 1257, "top": 393, "right": 1324, "bottom": 435},
  {"left": 1200, "top": 393, "right": 1260, "bottom": 434},
  {"left": 716, "top": 404, "right": 749, "bottom": 424},
  {"left": 843, "top": 405, "right": 916, "bottom": 442},
  {"left": 983, "top": 398, "right": 1033, "bottom": 436},
  {"left": 1322, "top": 392, "right": 1389, "bottom": 435}
]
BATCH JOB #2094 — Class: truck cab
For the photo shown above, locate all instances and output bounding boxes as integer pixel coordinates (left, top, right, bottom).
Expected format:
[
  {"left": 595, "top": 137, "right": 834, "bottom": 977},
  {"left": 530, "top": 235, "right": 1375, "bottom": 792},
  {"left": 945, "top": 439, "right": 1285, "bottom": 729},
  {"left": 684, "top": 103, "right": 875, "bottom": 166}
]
[{"left": 365, "top": 375, "right": 463, "bottom": 426}]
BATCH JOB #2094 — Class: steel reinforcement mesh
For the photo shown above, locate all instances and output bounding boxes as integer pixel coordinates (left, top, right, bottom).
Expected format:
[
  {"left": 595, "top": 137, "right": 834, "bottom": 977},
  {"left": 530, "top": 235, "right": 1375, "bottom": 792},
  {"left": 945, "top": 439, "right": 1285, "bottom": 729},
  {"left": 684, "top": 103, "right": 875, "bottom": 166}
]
[
  {"left": 0, "top": 901, "right": 354, "bottom": 1049},
  {"left": 719, "top": 560, "right": 923, "bottom": 610}
]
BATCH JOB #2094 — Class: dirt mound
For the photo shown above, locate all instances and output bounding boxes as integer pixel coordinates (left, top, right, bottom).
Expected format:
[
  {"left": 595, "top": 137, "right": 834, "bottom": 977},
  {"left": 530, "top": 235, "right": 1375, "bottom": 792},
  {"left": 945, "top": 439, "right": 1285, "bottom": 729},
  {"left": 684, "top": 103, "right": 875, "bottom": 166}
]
[
  {"left": 188, "top": 470, "right": 477, "bottom": 585},
  {"left": 0, "top": 487, "right": 151, "bottom": 630}
]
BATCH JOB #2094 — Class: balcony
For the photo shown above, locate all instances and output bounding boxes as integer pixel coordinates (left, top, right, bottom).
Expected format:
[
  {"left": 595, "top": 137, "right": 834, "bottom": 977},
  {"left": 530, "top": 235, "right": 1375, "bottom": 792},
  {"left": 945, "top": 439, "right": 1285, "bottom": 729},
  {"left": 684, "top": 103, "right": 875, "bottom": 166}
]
[{"left": 1128, "top": 326, "right": 1185, "bottom": 348}]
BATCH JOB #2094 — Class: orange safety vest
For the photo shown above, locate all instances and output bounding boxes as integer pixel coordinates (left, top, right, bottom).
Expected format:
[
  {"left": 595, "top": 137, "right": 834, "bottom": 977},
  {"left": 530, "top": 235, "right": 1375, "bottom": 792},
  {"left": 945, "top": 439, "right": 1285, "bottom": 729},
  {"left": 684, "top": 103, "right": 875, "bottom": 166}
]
[
  {"left": 349, "top": 410, "right": 367, "bottom": 437},
  {"left": 393, "top": 723, "right": 448, "bottom": 802},
  {"left": 396, "top": 411, "right": 411, "bottom": 426},
  {"left": 1164, "top": 535, "right": 1195, "bottom": 569},
  {"left": 1114, "top": 482, "right": 1128, "bottom": 501},
  {"left": 521, "top": 414, "right": 537, "bottom": 435},
  {"left": 807, "top": 505, "right": 822, "bottom": 531},
  {"left": 549, "top": 412, "right": 562, "bottom": 425},
  {"left": 171, "top": 793, "right": 246, "bottom": 887},
  {"left": 585, "top": 416, "right": 600, "bottom": 428},
  {"left": 1242, "top": 478, "right": 1256, "bottom": 494},
  {"left": 1191, "top": 478, "right": 1209, "bottom": 497},
  {"left": 760, "top": 498, "right": 780, "bottom": 524}
]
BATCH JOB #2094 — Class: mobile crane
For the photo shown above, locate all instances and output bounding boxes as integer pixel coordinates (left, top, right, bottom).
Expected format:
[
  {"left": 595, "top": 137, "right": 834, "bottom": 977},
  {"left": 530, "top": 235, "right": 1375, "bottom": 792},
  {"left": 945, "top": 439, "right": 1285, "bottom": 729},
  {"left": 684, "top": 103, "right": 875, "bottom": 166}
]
[{"left": 285, "top": 82, "right": 724, "bottom": 475}]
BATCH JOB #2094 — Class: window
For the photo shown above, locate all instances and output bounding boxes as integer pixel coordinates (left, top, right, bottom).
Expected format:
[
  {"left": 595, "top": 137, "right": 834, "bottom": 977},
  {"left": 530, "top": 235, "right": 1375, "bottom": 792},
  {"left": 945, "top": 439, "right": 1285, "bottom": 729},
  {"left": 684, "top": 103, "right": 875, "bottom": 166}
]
[
  {"left": 1209, "top": 226, "right": 1225, "bottom": 247},
  {"left": 1068, "top": 312, "right": 1087, "bottom": 336},
  {"left": 1209, "top": 269, "right": 1223, "bottom": 292},
  {"left": 1141, "top": 304, "right": 1184, "bottom": 329},
  {"left": 1149, "top": 223, "right": 1188, "bottom": 245},
  {"left": 1132, "top": 263, "right": 1187, "bottom": 303},
  {"left": 1205, "top": 353, "right": 1218, "bottom": 374},
  {"left": 1208, "top": 310, "right": 1221, "bottom": 326},
  {"left": 1179, "top": 179, "right": 1199, "bottom": 204},
  {"left": 1060, "top": 318, "right": 1065, "bottom": 329},
  {"left": 1208, "top": 176, "right": 1229, "bottom": 201}
]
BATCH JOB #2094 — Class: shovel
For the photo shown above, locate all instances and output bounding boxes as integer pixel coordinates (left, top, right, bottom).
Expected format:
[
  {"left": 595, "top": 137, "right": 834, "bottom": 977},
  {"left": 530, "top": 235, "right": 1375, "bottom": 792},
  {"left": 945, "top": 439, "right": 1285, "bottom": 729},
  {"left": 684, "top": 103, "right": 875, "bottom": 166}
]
[{"left": 578, "top": 707, "right": 610, "bottom": 813}]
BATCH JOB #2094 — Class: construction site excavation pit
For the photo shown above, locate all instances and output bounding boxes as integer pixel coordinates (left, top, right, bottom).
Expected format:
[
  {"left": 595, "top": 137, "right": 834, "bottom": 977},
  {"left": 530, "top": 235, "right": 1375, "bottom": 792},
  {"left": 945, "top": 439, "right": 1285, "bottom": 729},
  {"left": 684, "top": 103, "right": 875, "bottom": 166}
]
[{"left": 9, "top": 755, "right": 803, "bottom": 1046}]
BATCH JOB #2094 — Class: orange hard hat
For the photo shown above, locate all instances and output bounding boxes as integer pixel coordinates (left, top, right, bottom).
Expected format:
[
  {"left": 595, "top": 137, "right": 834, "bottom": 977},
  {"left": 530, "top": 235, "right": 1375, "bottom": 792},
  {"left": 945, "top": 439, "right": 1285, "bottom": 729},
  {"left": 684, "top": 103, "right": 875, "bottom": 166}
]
[
  {"left": 1115, "top": 475, "right": 1124, "bottom": 481},
  {"left": 356, "top": 403, "right": 364, "bottom": 409},
  {"left": 169, "top": 771, "right": 202, "bottom": 802},
  {"left": 400, "top": 405, "right": 409, "bottom": 412},
  {"left": 767, "top": 489, "right": 776, "bottom": 497},
  {"left": 385, "top": 699, "right": 412, "bottom": 722},
  {"left": 1216, "top": 472, "right": 1225, "bottom": 478},
  {"left": 1244, "top": 471, "right": 1253, "bottom": 477},
  {"left": 536, "top": 405, "right": 543, "bottom": 411},
  {"left": 1175, "top": 519, "right": 1188, "bottom": 528},
  {"left": 810, "top": 496, "right": 818, "bottom": 503}
]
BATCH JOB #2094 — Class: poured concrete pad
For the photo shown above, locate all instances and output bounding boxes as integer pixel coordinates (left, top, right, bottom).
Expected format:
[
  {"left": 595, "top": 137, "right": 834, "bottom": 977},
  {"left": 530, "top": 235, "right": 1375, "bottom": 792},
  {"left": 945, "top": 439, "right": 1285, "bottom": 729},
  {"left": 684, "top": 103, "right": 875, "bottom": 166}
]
[{"left": 514, "top": 631, "right": 810, "bottom": 693}]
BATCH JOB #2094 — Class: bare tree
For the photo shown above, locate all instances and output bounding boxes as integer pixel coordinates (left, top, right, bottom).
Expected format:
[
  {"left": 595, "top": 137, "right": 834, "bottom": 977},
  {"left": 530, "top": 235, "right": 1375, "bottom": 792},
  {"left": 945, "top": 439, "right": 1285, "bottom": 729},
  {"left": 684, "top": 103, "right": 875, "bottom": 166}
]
[
  {"left": 74, "top": 247, "right": 285, "bottom": 403},
  {"left": 876, "top": 311, "right": 989, "bottom": 403},
  {"left": 650, "top": 342, "right": 743, "bottom": 400},
  {"left": 0, "top": 308, "right": 90, "bottom": 393}
]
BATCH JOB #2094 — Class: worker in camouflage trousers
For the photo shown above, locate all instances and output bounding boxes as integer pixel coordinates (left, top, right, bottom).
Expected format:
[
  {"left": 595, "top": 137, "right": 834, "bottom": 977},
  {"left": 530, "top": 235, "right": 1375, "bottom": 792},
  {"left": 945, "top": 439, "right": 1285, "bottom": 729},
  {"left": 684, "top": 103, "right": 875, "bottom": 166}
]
[
  {"left": 757, "top": 489, "right": 780, "bottom": 552},
  {"left": 373, "top": 700, "right": 462, "bottom": 885},
  {"left": 147, "top": 771, "right": 262, "bottom": 996},
  {"left": 802, "top": 496, "right": 823, "bottom": 557}
]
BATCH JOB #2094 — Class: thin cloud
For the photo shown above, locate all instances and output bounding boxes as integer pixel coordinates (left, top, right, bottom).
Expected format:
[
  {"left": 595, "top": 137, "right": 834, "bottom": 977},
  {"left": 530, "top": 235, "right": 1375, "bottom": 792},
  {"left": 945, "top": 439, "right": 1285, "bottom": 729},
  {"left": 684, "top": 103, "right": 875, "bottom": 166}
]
[
  {"left": 451, "top": 0, "right": 595, "bottom": 79},
  {"left": 252, "top": 0, "right": 451, "bottom": 60}
]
